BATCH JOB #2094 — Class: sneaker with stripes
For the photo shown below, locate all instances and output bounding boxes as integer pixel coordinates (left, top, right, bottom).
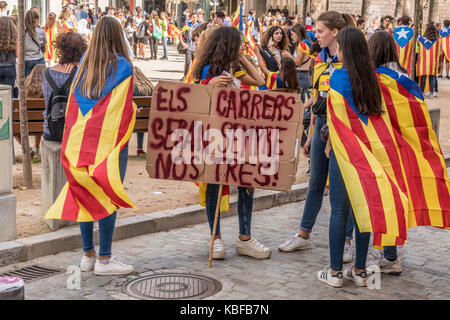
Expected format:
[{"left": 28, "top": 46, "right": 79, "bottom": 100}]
[{"left": 317, "top": 267, "right": 344, "bottom": 288}]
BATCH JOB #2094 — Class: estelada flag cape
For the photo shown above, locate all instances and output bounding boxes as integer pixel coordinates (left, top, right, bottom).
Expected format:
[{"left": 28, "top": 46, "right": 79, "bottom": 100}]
[
  {"left": 416, "top": 35, "right": 441, "bottom": 76},
  {"left": 298, "top": 39, "right": 314, "bottom": 59},
  {"left": 44, "top": 25, "right": 57, "bottom": 62},
  {"left": 393, "top": 26, "right": 414, "bottom": 75},
  {"left": 313, "top": 48, "right": 343, "bottom": 99},
  {"left": 244, "top": 20, "right": 257, "bottom": 57},
  {"left": 45, "top": 56, "right": 137, "bottom": 222},
  {"left": 440, "top": 27, "right": 450, "bottom": 61},
  {"left": 328, "top": 67, "right": 450, "bottom": 248},
  {"left": 259, "top": 72, "right": 283, "bottom": 90}
]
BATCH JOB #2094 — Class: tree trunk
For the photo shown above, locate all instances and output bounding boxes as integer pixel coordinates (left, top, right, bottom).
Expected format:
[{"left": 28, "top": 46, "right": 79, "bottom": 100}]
[
  {"left": 18, "top": 0, "right": 33, "bottom": 188},
  {"left": 302, "top": 0, "right": 307, "bottom": 22},
  {"left": 411, "top": 0, "right": 423, "bottom": 81},
  {"left": 427, "top": 0, "right": 437, "bottom": 24},
  {"left": 361, "top": 0, "right": 369, "bottom": 19}
]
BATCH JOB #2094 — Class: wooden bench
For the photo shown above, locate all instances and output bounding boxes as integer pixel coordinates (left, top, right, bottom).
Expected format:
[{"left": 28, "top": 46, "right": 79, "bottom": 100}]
[{"left": 12, "top": 96, "right": 152, "bottom": 136}]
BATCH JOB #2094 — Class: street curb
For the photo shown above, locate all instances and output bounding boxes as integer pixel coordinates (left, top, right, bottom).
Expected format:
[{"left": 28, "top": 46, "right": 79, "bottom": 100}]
[
  {"left": 0, "top": 182, "right": 310, "bottom": 268},
  {"left": 1, "top": 154, "right": 449, "bottom": 269}
]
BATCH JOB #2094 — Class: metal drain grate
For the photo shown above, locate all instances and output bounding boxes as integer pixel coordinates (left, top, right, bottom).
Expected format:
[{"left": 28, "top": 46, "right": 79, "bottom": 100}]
[
  {"left": 123, "top": 273, "right": 222, "bottom": 300},
  {"left": 0, "top": 265, "right": 63, "bottom": 283}
]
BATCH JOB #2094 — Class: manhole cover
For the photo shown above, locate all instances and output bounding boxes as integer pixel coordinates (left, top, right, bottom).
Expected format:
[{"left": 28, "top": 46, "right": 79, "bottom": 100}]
[{"left": 123, "top": 273, "right": 222, "bottom": 300}]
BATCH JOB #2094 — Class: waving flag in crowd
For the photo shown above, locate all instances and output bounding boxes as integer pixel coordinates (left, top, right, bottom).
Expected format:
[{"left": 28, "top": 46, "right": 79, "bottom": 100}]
[
  {"left": 393, "top": 26, "right": 414, "bottom": 75},
  {"left": 44, "top": 25, "right": 57, "bottom": 62},
  {"left": 416, "top": 35, "right": 441, "bottom": 92},
  {"left": 328, "top": 67, "right": 450, "bottom": 248},
  {"left": 45, "top": 56, "right": 136, "bottom": 222},
  {"left": 168, "top": 24, "right": 181, "bottom": 39},
  {"left": 231, "top": 1, "right": 242, "bottom": 30},
  {"left": 244, "top": 19, "right": 257, "bottom": 57}
]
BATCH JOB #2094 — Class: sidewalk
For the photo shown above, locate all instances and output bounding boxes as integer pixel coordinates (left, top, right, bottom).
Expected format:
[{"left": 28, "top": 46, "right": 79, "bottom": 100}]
[{"left": 6, "top": 196, "right": 449, "bottom": 300}]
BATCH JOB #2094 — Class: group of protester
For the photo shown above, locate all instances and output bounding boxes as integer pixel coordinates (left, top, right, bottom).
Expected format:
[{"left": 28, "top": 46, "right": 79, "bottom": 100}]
[{"left": 0, "top": 5, "right": 449, "bottom": 292}]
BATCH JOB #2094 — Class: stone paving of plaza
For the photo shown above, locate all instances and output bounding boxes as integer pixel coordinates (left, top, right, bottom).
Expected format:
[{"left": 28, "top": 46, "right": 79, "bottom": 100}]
[{"left": 17, "top": 197, "right": 450, "bottom": 300}]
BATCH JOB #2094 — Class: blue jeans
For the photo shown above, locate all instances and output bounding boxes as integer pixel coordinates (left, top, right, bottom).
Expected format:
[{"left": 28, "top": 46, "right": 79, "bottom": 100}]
[
  {"left": 297, "top": 70, "right": 311, "bottom": 103},
  {"left": 0, "top": 65, "right": 16, "bottom": 97},
  {"left": 329, "top": 150, "right": 370, "bottom": 271},
  {"left": 420, "top": 75, "right": 437, "bottom": 93},
  {"left": 79, "top": 144, "right": 129, "bottom": 257},
  {"left": 136, "top": 132, "right": 144, "bottom": 150},
  {"left": 25, "top": 58, "right": 45, "bottom": 78},
  {"left": 162, "top": 36, "right": 168, "bottom": 58},
  {"left": 384, "top": 246, "right": 398, "bottom": 261},
  {"left": 205, "top": 185, "right": 253, "bottom": 236},
  {"left": 299, "top": 116, "right": 354, "bottom": 236}
]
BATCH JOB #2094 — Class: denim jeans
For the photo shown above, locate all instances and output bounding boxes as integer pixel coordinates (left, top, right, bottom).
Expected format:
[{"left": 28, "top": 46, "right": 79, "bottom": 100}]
[
  {"left": 205, "top": 185, "right": 253, "bottom": 236},
  {"left": 420, "top": 75, "right": 437, "bottom": 93},
  {"left": 329, "top": 150, "right": 370, "bottom": 271},
  {"left": 79, "top": 144, "right": 129, "bottom": 257},
  {"left": 161, "top": 36, "right": 168, "bottom": 58},
  {"left": 297, "top": 70, "right": 311, "bottom": 103},
  {"left": 299, "top": 117, "right": 354, "bottom": 236},
  {"left": 383, "top": 246, "right": 398, "bottom": 261},
  {"left": 136, "top": 132, "right": 144, "bottom": 150},
  {"left": 184, "top": 50, "right": 194, "bottom": 76},
  {"left": 0, "top": 65, "right": 16, "bottom": 97},
  {"left": 25, "top": 58, "right": 45, "bottom": 78},
  {"left": 150, "top": 36, "right": 158, "bottom": 59}
]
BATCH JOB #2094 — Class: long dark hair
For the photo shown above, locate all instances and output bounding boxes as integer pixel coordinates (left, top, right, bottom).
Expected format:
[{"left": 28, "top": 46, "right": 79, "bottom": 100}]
[
  {"left": 192, "top": 26, "right": 241, "bottom": 80},
  {"left": 279, "top": 57, "right": 299, "bottom": 90},
  {"left": 337, "top": 27, "right": 382, "bottom": 115},
  {"left": 290, "top": 24, "right": 311, "bottom": 44},
  {"left": 261, "top": 25, "right": 289, "bottom": 50},
  {"left": 25, "top": 9, "right": 39, "bottom": 38},
  {"left": 367, "top": 31, "right": 407, "bottom": 74}
]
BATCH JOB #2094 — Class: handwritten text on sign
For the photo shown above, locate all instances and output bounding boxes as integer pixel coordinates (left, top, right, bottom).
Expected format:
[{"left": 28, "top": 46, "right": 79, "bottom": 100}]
[{"left": 146, "top": 81, "right": 303, "bottom": 191}]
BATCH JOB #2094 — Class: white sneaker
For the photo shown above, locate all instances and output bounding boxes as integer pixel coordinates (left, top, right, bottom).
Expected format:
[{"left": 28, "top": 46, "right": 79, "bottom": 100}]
[
  {"left": 94, "top": 257, "right": 134, "bottom": 276},
  {"left": 212, "top": 239, "right": 225, "bottom": 260},
  {"left": 0, "top": 277, "right": 24, "bottom": 292},
  {"left": 80, "top": 254, "right": 97, "bottom": 272},
  {"left": 236, "top": 237, "right": 272, "bottom": 259},
  {"left": 424, "top": 91, "right": 431, "bottom": 98},
  {"left": 433, "top": 92, "right": 439, "bottom": 98},
  {"left": 317, "top": 267, "right": 344, "bottom": 288},
  {"left": 343, "top": 241, "right": 353, "bottom": 263},
  {"left": 278, "top": 233, "right": 312, "bottom": 252},
  {"left": 343, "top": 266, "right": 367, "bottom": 287},
  {"left": 374, "top": 252, "right": 402, "bottom": 275}
]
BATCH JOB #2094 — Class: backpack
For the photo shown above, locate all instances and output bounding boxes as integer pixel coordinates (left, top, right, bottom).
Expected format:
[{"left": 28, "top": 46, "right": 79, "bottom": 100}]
[
  {"left": 135, "top": 22, "right": 147, "bottom": 39},
  {"left": 44, "top": 67, "right": 77, "bottom": 142}
]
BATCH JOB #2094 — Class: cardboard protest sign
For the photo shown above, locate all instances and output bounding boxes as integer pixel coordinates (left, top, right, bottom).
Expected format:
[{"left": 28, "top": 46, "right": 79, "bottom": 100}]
[{"left": 146, "top": 81, "right": 304, "bottom": 191}]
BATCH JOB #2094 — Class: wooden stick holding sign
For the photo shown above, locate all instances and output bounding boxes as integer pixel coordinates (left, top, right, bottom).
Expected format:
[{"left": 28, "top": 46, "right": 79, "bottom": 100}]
[{"left": 208, "top": 184, "right": 223, "bottom": 268}]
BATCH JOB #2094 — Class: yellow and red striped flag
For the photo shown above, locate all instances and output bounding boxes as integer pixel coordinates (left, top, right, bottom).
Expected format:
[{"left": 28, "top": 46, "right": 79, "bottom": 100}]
[
  {"left": 298, "top": 39, "right": 315, "bottom": 59},
  {"left": 45, "top": 56, "right": 137, "bottom": 222},
  {"left": 44, "top": 25, "right": 57, "bottom": 62},
  {"left": 168, "top": 24, "right": 181, "bottom": 39},
  {"left": 231, "top": 3, "right": 241, "bottom": 28},
  {"left": 244, "top": 20, "right": 257, "bottom": 57},
  {"left": 440, "top": 27, "right": 450, "bottom": 61},
  {"left": 416, "top": 35, "right": 441, "bottom": 91},
  {"left": 328, "top": 66, "right": 450, "bottom": 248},
  {"left": 196, "top": 183, "right": 230, "bottom": 213},
  {"left": 393, "top": 26, "right": 414, "bottom": 76}
]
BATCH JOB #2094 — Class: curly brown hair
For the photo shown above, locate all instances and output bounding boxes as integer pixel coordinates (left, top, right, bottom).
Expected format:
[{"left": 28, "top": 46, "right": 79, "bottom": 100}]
[
  {"left": 261, "top": 26, "right": 289, "bottom": 50},
  {"left": 192, "top": 26, "right": 241, "bottom": 81},
  {"left": 0, "top": 16, "right": 17, "bottom": 52},
  {"left": 424, "top": 23, "right": 438, "bottom": 41},
  {"left": 55, "top": 32, "right": 87, "bottom": 65}
]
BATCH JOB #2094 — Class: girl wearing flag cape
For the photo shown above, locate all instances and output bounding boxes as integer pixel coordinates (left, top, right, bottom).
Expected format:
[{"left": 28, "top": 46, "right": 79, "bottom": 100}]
[
  {"left": 278, "top": 12, "right": 356, "bottom": 265},
  {"left": 191, "top": 26, "right": 271, "bottom": 261},
  {"left": 318, "top": 27, "right": 382, "bottom": 288},
  {"left": 366, "top": 30, "right": 409, "bottom": 275},
  {"left": 45, "top": 17, "right": 136, "bottom": 276},
  {"left": 417, "top": 24, "right": 442, "bottom": 98}
]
